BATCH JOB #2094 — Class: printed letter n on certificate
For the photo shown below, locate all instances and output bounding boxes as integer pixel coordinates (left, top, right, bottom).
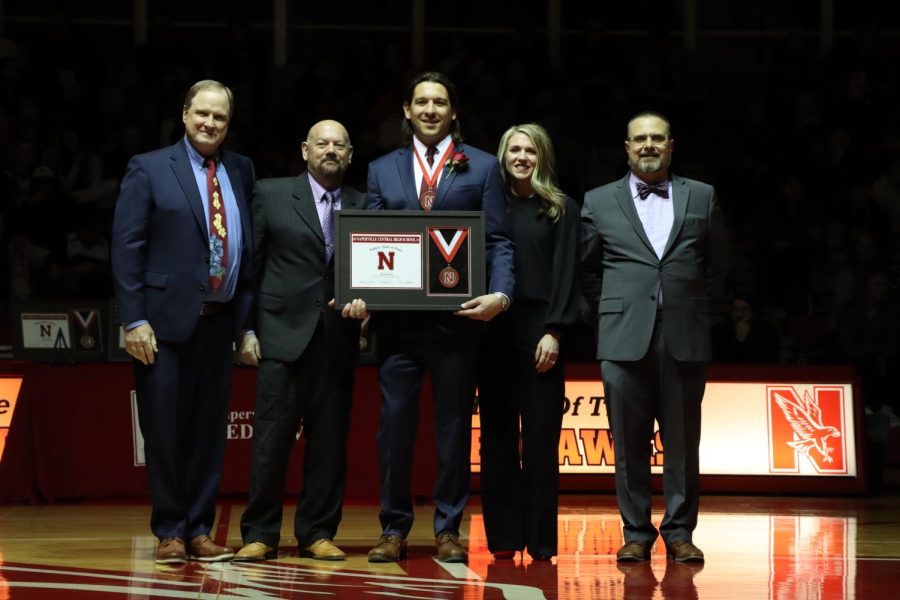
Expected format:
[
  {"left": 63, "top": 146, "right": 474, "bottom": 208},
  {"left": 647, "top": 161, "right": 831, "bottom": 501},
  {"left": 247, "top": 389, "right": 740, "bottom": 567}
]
[{"left": 350, "top": 233, "right": 423, "bottom": 289}]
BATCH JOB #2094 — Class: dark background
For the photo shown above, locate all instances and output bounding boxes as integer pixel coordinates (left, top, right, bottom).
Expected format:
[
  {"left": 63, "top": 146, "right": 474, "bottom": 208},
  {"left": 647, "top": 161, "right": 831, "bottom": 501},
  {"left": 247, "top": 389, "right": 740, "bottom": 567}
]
[{"left": 2, "top": 1, "right": 900, "bottom": 423}]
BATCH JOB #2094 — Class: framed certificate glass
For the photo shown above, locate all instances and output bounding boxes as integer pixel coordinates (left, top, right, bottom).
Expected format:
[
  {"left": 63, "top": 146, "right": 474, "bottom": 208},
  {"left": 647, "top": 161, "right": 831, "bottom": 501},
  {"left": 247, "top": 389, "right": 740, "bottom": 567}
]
[{"left": 334, "top": 210, "right": 485, "bottom": 310}]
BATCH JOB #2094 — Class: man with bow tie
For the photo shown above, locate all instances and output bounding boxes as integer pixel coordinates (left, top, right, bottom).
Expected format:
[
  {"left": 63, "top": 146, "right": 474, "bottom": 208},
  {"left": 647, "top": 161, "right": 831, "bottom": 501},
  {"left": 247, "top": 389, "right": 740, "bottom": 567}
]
[{"left": 580, "top": 112, "right": 727, "bottom": 563}]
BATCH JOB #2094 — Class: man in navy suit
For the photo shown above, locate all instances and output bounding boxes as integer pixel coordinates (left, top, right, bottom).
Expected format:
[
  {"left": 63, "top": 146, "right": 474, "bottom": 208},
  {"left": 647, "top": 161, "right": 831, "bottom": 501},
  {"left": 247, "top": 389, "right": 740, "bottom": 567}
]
[
  {"left": 362, "top": 71, "right": 515, "bottom": 563},
  {"left": 111, "top": 80, "right": 255, "bottom": 564}
]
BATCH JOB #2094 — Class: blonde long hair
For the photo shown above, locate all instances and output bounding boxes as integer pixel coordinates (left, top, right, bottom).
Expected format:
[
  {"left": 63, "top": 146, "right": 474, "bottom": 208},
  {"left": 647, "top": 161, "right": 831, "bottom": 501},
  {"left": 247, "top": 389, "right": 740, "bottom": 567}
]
[{"left": 496, "top": 123, "right": 567, "bottom": 222}]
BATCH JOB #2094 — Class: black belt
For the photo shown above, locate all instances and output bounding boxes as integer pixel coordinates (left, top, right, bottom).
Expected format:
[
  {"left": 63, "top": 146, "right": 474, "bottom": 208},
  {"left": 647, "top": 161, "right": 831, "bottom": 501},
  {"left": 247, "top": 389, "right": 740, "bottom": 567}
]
[{"left": 199, "top": 302, "right": 226, "bottom": 316}]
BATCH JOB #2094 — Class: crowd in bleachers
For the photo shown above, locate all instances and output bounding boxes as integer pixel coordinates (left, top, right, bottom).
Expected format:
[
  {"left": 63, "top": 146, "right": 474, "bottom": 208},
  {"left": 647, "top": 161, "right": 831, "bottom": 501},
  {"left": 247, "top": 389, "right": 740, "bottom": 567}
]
[{"left": 2, "top": 8, "right": 900, "bottom": 429}]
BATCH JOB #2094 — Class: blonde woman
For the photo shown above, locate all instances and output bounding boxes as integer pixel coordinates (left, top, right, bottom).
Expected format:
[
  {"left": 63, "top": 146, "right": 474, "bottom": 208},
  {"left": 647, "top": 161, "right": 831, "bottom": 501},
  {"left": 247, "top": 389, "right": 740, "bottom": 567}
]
[{"left": 478, "top": 123, "right": 580, "bottom": 561}]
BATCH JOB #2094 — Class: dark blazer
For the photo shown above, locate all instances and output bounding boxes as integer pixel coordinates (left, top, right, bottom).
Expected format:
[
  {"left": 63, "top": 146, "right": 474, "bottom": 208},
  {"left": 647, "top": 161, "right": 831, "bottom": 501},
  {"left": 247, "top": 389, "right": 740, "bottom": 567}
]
[
  {"left": 111, "top": 140, "right": 255, "bottom": 341},
  {"left": 366, "top": 142, "right": 514, "bottom": 297},
  {"left": 581, "top": 173, "right": 727, "bottom": 362},
  {"left": 251, "top": 173, "right": 364, "bottom": 361}
]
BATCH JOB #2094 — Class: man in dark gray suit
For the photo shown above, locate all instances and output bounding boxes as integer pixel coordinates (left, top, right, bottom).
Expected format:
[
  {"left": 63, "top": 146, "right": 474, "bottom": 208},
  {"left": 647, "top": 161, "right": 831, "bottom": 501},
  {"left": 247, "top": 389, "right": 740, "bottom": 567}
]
[
  {"left": 581, "top": 112, "right": 727, "bottom": 563},
  {"left": 234, "top": 120, "right": 363, "bottom": 562}
]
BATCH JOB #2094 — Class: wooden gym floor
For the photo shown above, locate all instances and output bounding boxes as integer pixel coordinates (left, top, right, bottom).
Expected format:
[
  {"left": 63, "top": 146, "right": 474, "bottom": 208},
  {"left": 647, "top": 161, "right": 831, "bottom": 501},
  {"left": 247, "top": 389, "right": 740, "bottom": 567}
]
[{"left": 1, "top": 493, "right": 898, "bottom": 599}]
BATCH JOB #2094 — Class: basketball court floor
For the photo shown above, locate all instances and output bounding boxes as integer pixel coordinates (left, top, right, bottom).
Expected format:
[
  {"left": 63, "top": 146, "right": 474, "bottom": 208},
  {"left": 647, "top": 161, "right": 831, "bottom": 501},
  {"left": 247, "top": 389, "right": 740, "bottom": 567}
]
[{"left": 1, "top": 493, "right": 898, "bottom": 599}]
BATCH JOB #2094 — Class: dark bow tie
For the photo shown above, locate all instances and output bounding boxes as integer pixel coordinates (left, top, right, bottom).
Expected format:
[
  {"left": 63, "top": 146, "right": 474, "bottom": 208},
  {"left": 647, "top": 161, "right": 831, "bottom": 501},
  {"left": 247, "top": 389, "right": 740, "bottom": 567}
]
[{"left": 636, "top": 181, "right": 669, "bottom": 200}]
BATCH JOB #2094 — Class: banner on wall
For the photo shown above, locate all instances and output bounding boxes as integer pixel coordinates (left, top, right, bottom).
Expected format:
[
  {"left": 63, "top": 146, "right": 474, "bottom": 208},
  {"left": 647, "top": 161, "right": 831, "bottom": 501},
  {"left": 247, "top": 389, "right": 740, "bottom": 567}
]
[
  {"left": 0, "top": 377, "right": 24, "bottom": 463},
  {"left": 472, "top": 380, "right": 856, "bottom": 477}
]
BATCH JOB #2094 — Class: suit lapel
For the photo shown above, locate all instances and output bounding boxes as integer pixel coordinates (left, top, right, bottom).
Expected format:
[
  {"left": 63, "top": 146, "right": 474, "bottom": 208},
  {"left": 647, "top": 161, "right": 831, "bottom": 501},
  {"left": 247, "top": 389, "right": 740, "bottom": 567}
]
[
  {"left": 291, "top": 173, "right": 325, "bottom": 243},
  {"left": 613, "top": 174, "right": 656, "bottom": 256},
  {"left": 395, "top": 147, "right": 420, "bottom": 209},
  {"left": 169, "top": 141, "right": 208, "bottom": 239},
  {"left": 662, "top": 174, "right": 690, "bottom": 258},
  {"left": 432, "top": 143, "right": 461, "bottom": 210}
]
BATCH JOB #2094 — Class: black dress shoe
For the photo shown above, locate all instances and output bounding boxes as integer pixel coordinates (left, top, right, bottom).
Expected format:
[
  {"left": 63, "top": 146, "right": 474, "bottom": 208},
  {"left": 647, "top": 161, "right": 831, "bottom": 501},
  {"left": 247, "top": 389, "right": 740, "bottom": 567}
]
[
  {"left": 667, "top": 540, "right": 704, "bottom": 562},
  {"left": 616, "top": 541, "right": 652, "bottom": 562}
]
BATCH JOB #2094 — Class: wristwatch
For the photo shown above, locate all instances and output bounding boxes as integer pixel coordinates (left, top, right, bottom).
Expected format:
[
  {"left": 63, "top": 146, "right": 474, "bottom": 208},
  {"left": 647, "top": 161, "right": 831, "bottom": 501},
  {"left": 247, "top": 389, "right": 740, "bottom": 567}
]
[{"left": 493, "top": 292, "right": 510, "bottom": 311}]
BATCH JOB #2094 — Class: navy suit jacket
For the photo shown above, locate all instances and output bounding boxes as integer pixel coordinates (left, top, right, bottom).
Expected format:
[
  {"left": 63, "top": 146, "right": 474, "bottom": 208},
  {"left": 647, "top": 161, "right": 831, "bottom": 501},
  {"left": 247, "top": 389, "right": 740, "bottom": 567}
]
[
  {"left": 112, "top": 140, "right": 256, "bottom": 343},
  {"left": 366, "top": 142, "right": 515, "bottom": 297}
]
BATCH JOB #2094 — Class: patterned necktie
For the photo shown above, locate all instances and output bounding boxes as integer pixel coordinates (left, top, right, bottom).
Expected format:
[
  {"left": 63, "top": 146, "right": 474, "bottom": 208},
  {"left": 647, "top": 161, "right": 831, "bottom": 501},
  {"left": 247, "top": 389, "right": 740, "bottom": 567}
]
[
  {"left": 418, "top": 146, "right": 439, "bottom": 210},
  {"left": 322, "top": 191, "right": 336, "bottom": 263},
  {"left": 204, "top": 158, "right": 228, "bottom": 290},
  {"left": 636, "top": 180, "right": 669, "bottom": 200}
]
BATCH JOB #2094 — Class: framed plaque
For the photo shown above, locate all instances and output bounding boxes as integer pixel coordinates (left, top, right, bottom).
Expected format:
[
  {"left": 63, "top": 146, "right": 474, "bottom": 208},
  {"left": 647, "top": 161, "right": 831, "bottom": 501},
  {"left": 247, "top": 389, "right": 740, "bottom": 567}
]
[
  {"left": 334, "top": 210, "right": 485, "bottom": 310},
  {"left": 11, "top": 299, "right": 108, "bottom": 362}
]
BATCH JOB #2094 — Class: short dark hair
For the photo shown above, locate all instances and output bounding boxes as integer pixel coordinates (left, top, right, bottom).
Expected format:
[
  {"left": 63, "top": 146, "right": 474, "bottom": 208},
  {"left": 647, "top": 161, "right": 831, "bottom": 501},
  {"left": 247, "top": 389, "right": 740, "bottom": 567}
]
[
  {"left": 401, "top": 71, "right": 462, "bottom": 144},
  {"left": 183, "top": 80, "right": 234, "bottom": 119},
  {"left": 625, "top": 111, "right": 672, "bottom": 139}
]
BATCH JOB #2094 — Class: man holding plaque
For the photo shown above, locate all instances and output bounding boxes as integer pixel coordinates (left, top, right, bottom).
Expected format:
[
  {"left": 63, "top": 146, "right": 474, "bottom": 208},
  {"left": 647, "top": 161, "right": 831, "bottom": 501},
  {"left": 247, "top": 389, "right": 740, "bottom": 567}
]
[
  {"left": 111, "top": 80, "right": 255, "bottom": 564},
  {"left": 362, "top": 71, "right": 514, "bottom": 563},
  {"left": 233, "top": 120, "right": 364, "bottom": 562}
]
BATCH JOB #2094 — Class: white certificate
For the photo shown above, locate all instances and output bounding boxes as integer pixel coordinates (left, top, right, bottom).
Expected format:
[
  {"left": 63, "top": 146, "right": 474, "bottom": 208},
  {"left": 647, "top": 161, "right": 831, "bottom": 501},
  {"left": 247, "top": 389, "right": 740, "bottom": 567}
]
[
  {"left": 350, "top": 233, "right": 423, "bottom": 289},
  {"left": 21, "top": 313, "right": 71, "bottom": 349}
]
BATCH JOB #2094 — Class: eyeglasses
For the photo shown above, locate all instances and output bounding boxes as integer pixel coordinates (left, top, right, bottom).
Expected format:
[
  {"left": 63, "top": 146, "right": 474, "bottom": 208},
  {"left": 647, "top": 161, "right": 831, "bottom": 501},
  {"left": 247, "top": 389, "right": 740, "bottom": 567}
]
[{"left": 627, "top": 134, "right": 669, "bottom": 146}]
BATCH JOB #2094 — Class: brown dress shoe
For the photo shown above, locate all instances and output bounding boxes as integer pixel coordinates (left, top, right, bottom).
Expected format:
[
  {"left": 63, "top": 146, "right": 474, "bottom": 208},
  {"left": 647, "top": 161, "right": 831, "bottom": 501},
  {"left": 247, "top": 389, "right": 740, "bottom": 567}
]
[
  {"left": 155, "top": 537, "right": 186, "bottom": 564},
  {"left": 616, "top": 541, "right": 652, "bottom": 562},
  {"left": 301, "top": 538, "right": 346, "bottom": 561},
  {"left": 435, "top": 531, "right": 467, "bottom": 563},
  {"left": 234, "top": 541, "right": 277, "bottom": 562},
  {"left": 667, "top": 540, "right": 705, "bottom": 562},
  {"left": 187, "top": 535, "right": 234, "bottom": 562},
  {"left": 367, "top": 534, "right": 408, "bottom": 563}
]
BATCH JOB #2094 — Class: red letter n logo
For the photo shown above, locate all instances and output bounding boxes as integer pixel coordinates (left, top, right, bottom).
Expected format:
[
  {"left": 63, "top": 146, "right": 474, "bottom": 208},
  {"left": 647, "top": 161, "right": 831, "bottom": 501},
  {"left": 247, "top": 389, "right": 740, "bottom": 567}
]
[
  {"left": 377, "top": 252, "right": 395, "bottom": 270},
  {"left": 767, "top": 386, "right": 847, "bottom": 474}
]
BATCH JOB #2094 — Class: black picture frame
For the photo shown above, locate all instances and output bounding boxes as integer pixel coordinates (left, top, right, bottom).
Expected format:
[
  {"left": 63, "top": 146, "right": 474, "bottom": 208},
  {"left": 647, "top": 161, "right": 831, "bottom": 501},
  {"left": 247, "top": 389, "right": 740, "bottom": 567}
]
[
  {"left": 334, "top": 210, "right": 486, "bottom": 310},
  {"left": 10, "top": 299, "right": 109, "bottom": 362}
]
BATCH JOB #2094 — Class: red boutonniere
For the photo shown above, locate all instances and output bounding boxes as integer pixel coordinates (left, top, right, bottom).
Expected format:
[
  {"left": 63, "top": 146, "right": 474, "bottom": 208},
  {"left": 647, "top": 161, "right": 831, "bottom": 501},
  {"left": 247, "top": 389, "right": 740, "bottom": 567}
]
[{"left": 447, "top": 151, "right": 469, "bottom": 175}]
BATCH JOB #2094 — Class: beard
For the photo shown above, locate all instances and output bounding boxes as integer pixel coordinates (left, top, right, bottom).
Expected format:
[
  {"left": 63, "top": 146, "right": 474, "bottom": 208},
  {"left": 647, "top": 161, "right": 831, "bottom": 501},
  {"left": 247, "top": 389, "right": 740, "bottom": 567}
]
[{"left": 629, "top": 155, "right": 669, "bottom": 174}]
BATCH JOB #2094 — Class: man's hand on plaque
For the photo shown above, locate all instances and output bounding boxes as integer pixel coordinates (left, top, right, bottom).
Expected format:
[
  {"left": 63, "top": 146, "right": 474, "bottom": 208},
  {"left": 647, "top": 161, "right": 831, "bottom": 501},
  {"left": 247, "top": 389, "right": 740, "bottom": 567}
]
[
  {"left": 455, "top": 293, "right": 503, "bottom": 321},
  {"left": 333, "top": 298, "right": 370, "bottom": 320}
]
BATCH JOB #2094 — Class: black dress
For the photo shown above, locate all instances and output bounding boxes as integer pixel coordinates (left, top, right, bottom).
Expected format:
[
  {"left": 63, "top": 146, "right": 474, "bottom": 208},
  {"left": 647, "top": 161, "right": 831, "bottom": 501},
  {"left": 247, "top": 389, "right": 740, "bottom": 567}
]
[{"left": 478, "top": 193, "right": 580, "bottom": 558}]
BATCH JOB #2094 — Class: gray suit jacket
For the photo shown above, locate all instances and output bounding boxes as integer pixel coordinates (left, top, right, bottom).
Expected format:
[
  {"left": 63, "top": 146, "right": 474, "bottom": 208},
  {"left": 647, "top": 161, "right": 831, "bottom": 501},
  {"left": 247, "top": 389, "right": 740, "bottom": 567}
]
[
  {"left": 581, "top": 173, "right": 727, "bottom": 362},
  {"left": 251, "top": 173, "right": 364, "bottom": 362}
]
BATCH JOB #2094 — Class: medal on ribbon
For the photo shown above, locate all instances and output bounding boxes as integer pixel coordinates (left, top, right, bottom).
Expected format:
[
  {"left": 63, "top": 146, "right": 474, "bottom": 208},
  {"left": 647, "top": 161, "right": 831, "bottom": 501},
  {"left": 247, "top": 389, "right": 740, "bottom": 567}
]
[
  {"left": 428, "top": 228, "right": 469, "bottom": 289},
  {"left": 72, "top": 309, "right": 101, "bottom": 351},
  {"left": 414, "top": 143, "right": 455, "bottom": 211}
]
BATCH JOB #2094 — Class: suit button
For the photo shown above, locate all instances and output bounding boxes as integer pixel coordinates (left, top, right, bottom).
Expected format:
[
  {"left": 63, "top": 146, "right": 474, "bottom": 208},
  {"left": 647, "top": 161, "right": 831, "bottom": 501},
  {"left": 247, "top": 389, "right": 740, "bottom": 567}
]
[
  {"left": 650, "top": 295, "right": 656, "bottom": 301},
  {"left": 315, "top": 300, "right": 321, "bottom": 307},
  {"left": 323, "top": 273, "right": 330, "bottom": 280},
  {"left": 200, "top": 284, "right": 207, "bottom": 292}
]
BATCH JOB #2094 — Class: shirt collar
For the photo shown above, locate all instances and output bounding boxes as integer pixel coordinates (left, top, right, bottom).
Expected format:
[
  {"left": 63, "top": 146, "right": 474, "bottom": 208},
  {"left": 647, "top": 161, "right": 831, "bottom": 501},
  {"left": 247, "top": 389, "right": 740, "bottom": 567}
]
[
  {"left": 183, "top": 136, "right": 220, "bottom": 170},
  {"left": 307, "top": 172, "right": 340, "bottom": 204},
  {"left": 412, "top": 134, "right": 452, "bottom": 159}
]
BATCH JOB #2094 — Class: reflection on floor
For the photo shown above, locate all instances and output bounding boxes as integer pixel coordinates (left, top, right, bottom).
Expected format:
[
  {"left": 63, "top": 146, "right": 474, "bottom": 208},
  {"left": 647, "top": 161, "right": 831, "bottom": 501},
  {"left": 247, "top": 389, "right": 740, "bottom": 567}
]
[{"left": 1, "top": 494, "right": 898, "bottom": 599}]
